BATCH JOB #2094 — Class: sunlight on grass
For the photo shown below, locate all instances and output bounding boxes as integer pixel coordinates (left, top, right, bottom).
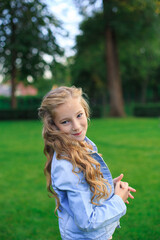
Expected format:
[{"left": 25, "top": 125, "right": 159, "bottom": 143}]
[{"left": 0, "top": 118, "right": 159, "bottom": 240}]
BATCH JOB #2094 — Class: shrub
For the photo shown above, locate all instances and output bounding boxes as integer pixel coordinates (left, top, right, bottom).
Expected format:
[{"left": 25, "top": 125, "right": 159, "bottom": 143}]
[
  {"left": 0, "top": 109, "right": 38, "bottom": 120},
  {"left": 133, "top": 103, "right": 160, "bottom": 117},
  {"left": 0, "top": 96, "right": 42, "bottom": 120},
  {"left": 0, "top": 96, "right": 42, "bottom": 110}
]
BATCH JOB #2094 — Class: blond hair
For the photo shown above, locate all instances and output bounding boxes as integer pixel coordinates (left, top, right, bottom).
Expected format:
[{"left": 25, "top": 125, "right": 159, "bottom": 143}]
[{"left": 38, "top": 86, "right": 111, "bottom": 213}]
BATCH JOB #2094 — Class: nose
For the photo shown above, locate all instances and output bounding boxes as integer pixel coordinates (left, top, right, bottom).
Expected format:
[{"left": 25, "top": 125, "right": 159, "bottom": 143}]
[{"left": 72, "top": 119, "right": 79, "bottom": 131}]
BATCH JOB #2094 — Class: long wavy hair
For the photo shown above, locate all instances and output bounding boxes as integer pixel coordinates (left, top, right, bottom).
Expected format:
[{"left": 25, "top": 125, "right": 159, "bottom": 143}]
[{"left": 38, "top": 86, "right": 111, "bottom": 213}]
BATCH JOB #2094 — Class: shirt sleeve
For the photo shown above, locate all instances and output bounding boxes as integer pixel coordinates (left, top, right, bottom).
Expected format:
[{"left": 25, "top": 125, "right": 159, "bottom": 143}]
[{"left": 52, "top": 157, "right": 127, "bottom": 231}]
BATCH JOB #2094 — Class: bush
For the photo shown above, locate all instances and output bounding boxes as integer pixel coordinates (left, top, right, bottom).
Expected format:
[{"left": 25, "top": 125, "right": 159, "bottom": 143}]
[
  {"left": 90, "top": 105, "right": 103, "bottom": 118},
  {"left": 0, "top": 109, "right": 38, "bottom": 120},
  {"left": 133, "top": 103, "right": 160, "bottom": 117},
  {"left": 0, "top": 96, "right": 42, "bottom": 110},
  {"left": 0, "top": 96, "right": 42, "bottom": 120}
]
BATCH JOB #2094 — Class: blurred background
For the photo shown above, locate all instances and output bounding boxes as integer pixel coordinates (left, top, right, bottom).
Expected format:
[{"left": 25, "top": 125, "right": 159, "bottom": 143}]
[
  {"left": 1, "top": 0, "right": 160, "bottom": 118},
  {"left": 0, "top": 0, "right": 160, "bottom": 239}
]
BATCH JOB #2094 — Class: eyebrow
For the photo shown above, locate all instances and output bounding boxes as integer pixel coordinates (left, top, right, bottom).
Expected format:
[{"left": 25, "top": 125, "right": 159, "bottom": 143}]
[
  {"left": 59, "top": 110, "right": 83, "bottom": 122},
  {"left": 60, "top": 117, "right": 69, "bottom": 122}
]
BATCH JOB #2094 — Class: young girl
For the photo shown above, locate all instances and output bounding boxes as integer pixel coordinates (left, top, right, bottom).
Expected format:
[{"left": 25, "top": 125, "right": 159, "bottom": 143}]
[{"left": 38, "top": 86, "right": 136, "bottom": 240}]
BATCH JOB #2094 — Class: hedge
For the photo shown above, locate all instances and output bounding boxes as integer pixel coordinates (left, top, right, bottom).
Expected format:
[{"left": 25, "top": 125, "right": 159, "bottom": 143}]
[
  {"left": 0, "top": 109, "right": 39, "bottom": 120},
  {"left": 0, "top": 106, "right": 102, "bottom": 120},
  {"left": 0, "top": 96, "right": 105, "bottom": 120},
  {"left": 133, "top": 103, "right": 160, "bottom": 117},
  {"left": 0, "top": 96, "right": 42, "bottom": 110},
  {"left": 1, "top": 96, "right": 159, "bottom": 119}
]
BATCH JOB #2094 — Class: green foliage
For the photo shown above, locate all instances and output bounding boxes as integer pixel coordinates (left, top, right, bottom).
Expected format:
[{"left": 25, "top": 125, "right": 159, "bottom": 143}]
[
  {"left": 0, "top": 95, "right": 43, "bottom": 119},
  {"left": 0, "top": 118, "right": 160, "bottom": 239},
  {"left": 0, "top": 109, "right": 38, "bottom": 120},
  {"left": 0, "top": 96, "right": 134, "bottom": 119},
  {"left": 0, "top": 95, "right": 106, "bottom": 119},
  {"left": 133, "top": 103, "right": 160, "bottom": 117},
  {"left": 34, "top": 77, "right": 54, "bottom": 96},
  {"left": 116, "top": 0, "right": 160, "bottom": 102},
  {"left": 0, "top": 0, "right": 63, "bottom": 81},
  {"left": 72, "top": 0, "right": 160, "bottom": 103},
  {"left": 71, "top": 12, "right": 107, "bottom": 112},
  {"left": 50, "top": 60, "right": 71, "bottom": 86},
  {"left": 0, "top": 96, "right": 42, "bottom": 109}
]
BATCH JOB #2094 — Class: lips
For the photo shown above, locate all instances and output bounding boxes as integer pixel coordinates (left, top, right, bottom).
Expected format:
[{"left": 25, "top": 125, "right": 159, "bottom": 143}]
[{"left": 73, "top": 131, "right": 82, "bottom": 136}]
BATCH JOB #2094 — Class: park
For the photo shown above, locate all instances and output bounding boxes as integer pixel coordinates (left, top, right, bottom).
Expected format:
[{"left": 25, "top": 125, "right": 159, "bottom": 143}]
[
  {"left": 0, "top": 0, "right": 160, "bottom": 239},
  {"left": 0, "top": 118, "right": 159, "bottom": 239}
]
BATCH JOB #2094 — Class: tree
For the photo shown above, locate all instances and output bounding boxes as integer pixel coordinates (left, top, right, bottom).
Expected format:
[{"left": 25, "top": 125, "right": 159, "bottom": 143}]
[
  {"left": 75, "top": 0, "right": 126, "bottom": 116},
  {"left": 71, "top": 12, "right": 108, "bottom": 116},
  {"left": 74, "top": 0, "right": 160, "bottom": 116},
  {"left": 103, "top": 0, "right": 126, "bottom": 116},
  {"left": 111, "top": 0, "right": 160, "bottom": 103},
  {"left": 0, "top": 0, "right": 63, "bottom": 108},
  {"left": 50, "top": 60, "right": 71, "bottom": 86}
]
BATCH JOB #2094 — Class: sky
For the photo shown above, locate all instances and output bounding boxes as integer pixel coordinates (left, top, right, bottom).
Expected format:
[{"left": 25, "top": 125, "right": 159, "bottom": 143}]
[
  {"left": 42, "top": 0, "right": 101, "bottom": 78},
  {"left": 45, "top": 0, "right": 83, "bottom": 57}
]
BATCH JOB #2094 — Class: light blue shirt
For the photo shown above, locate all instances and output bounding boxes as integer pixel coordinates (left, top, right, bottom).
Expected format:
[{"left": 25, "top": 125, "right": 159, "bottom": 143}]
[{"left": 51, "top": 137, "right": 126, "bottom": 240}]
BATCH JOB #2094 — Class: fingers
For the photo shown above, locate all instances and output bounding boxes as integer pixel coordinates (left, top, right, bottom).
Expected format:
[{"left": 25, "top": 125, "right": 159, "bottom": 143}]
[
  {"left": 113, "top": 174, "right": 124, "bottom": 184},
  {"left": 128, "top": 192, "right": 134, "bottom": 199},
  {"left": 128, "top": 186, "right": 136, "bottom": 192},
  {"left": 118, "top": 173, "right": 124, "bottom": 181},
  {"left": 120, "top": 182, "right": 136, "bottom": 193},
  {"left": 114, "top": 178, "right": 136, "bottom": 204},
  {"left": 119, "top": 181, "right": 136, "bottom": 203},
  {"left": 120, "top": 181, "right": 128, "bottom": 189},
  {"left": 115, "top": 180, "right": 121, "bottom": 188}
]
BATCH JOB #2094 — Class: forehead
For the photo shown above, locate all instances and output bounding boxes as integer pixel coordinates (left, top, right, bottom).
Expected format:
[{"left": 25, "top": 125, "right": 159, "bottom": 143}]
[{"left": 54, "top": 96, "right": 83, "bottom": 118}]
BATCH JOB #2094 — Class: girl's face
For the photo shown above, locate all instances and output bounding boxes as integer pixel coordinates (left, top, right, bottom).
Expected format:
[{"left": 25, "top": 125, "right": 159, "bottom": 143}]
[{"left": 54, "top": 97, "right": 88, "bottom": 141}]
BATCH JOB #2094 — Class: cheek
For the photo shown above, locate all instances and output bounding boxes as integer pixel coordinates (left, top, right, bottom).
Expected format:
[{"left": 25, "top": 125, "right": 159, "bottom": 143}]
[
  {"left": 60, "top": 125, "right": 71, "bottom": 133},
  {"left": 82, "top": 117, "right": 88, "bottom": 129},
  {"left": 54, "top": 122, "right": 65, "bottom": 132},
  {"left": 86, "top": 121, "right": 88, "bottom": 129}
]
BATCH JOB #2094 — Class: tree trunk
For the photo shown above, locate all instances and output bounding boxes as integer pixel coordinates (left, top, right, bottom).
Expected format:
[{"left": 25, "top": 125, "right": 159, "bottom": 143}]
[
  {"left": 102, "top": 90, "right": 108, "bottom": 117},
  {"left": 11, "top": 14, "right": 17, "bottom": 109},
  {"left": 11, "top": 57, "right": 17, "bottom": 109},
  {"left": 103, "top": 0, "right": 126, "bottom": 117}
]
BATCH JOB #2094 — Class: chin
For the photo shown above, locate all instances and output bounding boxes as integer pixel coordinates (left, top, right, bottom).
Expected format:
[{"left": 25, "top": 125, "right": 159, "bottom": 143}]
[{"left": 73, "top": 135, "right": 85, "bottom": 142}]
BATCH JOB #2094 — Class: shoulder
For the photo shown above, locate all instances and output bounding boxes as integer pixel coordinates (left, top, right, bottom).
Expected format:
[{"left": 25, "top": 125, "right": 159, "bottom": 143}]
[
  {"left": 51, "top": 152, "right": 88, "bottom": 191},
  {"left": 85, "top": 136, "right": 98, "bottom": 152},
  {"left": 51, "top": 152, "right": 73, "bottom": 178}
]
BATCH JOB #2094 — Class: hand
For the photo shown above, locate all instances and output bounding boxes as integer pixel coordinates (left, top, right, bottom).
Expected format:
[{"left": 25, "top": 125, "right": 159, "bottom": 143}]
[
  {"left": 113, "top": 173, "right": 124, "bottom": 186},
  {"left": 120, "top": 181, "right": 136, "bottom": 204},
  {"left": 114, "top": 180, "right": 129, "bottom": 203},
  {"left": 114, "top": 174, "right": 136, "bottom": 204}
]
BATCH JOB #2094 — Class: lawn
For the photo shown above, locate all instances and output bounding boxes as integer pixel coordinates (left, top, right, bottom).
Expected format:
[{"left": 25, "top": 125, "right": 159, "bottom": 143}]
[{"left": 0, "top": 118, "right": 159, "bottom": 240}]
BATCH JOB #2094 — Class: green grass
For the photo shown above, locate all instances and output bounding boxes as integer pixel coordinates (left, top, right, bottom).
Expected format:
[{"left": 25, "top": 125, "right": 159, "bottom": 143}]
[{"left": 0, "top": 118, "right": 160, "bottom": 240}]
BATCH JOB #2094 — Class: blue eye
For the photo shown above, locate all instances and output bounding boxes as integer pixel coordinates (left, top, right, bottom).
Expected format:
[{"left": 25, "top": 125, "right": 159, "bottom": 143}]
[
  {"left": 77, "top": 113, "right": 83, "bottom": 118},
  {"left": 61, "top": 120, "right": 69, "bottom": 125}
]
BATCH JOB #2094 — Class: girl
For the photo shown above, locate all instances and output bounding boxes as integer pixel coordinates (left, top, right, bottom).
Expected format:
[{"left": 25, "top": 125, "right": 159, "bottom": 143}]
[{"left": 38, "top": 86, "right": 136, "bottom": 240}]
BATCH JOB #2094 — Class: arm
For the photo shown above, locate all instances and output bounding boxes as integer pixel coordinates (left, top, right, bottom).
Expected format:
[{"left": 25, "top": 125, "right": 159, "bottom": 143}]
[{"left": 52, "top": 159, "right": 127, "bottom": 231}]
